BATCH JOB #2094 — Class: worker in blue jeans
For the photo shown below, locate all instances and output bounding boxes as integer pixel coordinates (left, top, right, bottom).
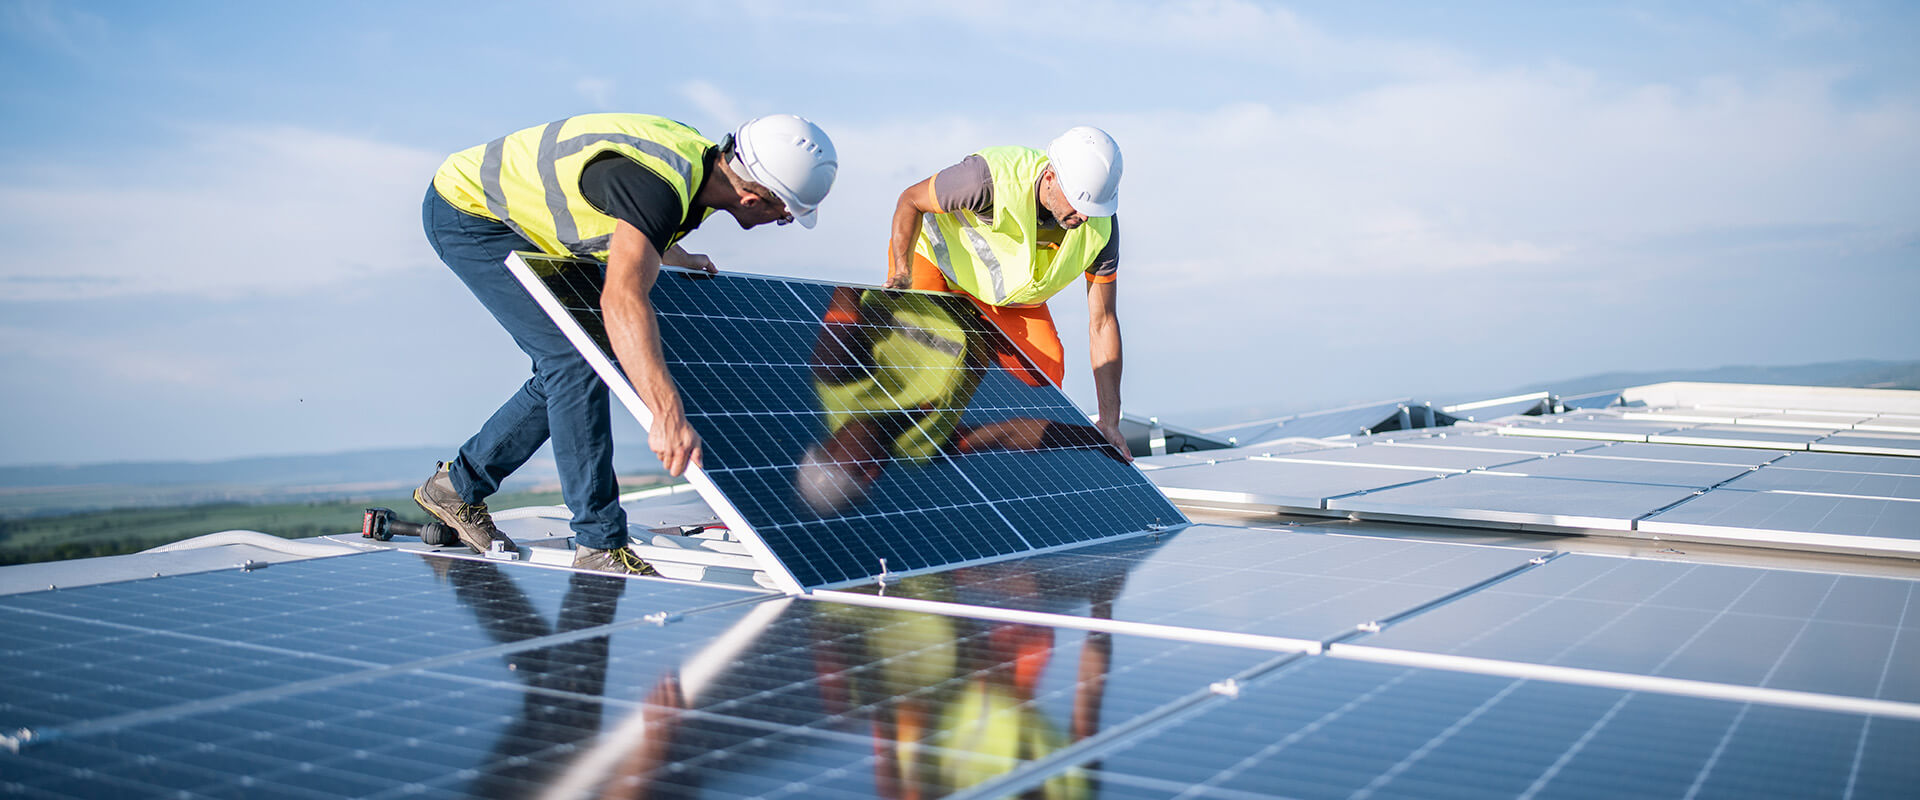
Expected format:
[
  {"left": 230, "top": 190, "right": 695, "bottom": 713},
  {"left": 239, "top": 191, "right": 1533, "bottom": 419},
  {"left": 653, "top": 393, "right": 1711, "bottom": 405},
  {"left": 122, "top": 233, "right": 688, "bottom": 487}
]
[{"left": 418, "top": 113, "right": 837, "bottom": 574}]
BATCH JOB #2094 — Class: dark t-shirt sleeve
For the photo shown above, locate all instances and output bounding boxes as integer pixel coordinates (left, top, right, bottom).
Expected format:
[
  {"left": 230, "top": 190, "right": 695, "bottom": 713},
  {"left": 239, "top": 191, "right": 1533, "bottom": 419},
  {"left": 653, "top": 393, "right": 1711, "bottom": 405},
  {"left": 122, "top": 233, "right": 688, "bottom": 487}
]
[
  {"left": 578, "top": 152, "right": 687, "bottom": 252},
  {"left": 931, "top": 154, "right": 994, "bottom": 216},
  {"left": 1086, "top": 216, "right": 1119, "bottom": 280}
]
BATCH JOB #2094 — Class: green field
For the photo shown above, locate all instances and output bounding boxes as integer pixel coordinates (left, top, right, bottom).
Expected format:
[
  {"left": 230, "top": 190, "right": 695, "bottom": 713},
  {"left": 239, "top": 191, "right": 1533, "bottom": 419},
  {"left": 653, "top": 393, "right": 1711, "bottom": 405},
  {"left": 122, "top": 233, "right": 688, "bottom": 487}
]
[{"left": 0, "top": 479, "right": 669, "bottom": 566}]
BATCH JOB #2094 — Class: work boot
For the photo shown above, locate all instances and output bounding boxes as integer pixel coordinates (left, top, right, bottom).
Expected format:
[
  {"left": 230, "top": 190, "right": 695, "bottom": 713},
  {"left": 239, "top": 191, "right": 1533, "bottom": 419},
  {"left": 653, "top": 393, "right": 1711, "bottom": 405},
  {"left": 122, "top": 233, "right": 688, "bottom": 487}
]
[
  {"left": 414, "top": 463, "right": 518, "bottom": 555},
  {"left": 572, "top": 544, "right": 658, "bottom": 576}
]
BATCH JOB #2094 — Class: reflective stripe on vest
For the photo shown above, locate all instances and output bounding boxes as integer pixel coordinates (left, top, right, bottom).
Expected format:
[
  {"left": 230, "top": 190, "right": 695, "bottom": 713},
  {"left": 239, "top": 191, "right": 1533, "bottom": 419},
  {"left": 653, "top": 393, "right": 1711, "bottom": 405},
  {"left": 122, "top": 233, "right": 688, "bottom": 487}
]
[
  {"left": 919, "top": 214, "right": 1012, "bottom": 305},
  {"left": 912, "top": 146, "right": 1111, "bottom": 307},
  {"left": 434, "top": 114, "right": 711, "bottom": 260}
]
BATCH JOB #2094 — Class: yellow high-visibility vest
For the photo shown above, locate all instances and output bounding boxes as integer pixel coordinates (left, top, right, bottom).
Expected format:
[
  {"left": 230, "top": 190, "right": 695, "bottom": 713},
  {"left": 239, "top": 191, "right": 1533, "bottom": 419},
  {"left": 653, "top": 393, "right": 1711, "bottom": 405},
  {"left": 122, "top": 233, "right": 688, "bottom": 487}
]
[
  {"left": 913, "top": 146, "right": 1112, "bottom": 307},
  {"left": 432, "top": 114, "right": 715, "bottom": 260}
]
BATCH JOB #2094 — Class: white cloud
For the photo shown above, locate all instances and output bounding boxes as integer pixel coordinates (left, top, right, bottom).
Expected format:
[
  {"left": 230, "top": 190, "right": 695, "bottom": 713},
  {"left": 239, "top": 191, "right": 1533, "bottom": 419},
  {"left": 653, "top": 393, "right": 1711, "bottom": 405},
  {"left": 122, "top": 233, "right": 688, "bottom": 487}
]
[
  {"left": 0, "top": 324, "right": 277, "bottom": 400},
  {"left": 1, "top": 0, "right": 107, "bottom": 55},
  {"left": 1777, "top": 2, "right": 1858, "bottom": 38},
  {"left": 575, "top": 77, "right": 616, "bottom": 109},
  {"left": 673, "top": 60, "right": 1917, "bottom": 294},
  {"left": 677, "top": 80, "right": 743, "bottom": 133},
  {"left": 0, "top": 125, "right": 442, "bottom": 300}
]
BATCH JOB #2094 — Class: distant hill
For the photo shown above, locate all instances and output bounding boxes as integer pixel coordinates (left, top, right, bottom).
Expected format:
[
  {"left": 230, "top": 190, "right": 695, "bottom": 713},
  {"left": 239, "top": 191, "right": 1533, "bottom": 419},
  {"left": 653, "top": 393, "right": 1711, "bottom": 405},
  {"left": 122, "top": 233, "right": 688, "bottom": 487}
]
[
  {"left": 0, "top": 447, "right": 464, "bottom": 490},
  {"left": 0, "top": 446, "right": 666, "bottom": 519}
]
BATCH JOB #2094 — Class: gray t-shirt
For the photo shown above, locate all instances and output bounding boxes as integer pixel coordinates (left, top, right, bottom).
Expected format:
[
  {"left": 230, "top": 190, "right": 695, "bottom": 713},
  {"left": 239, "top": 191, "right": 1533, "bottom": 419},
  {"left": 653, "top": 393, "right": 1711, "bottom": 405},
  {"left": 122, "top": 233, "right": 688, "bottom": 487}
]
[{"left": 932, "top": 155, "right": 1119, "bottom": 279}]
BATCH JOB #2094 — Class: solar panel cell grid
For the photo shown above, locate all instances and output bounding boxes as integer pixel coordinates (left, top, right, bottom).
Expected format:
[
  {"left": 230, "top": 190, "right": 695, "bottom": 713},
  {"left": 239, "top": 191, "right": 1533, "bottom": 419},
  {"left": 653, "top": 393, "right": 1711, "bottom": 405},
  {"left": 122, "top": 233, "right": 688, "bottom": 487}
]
[
  {"left": 844, "top": 525, "right": 1550, "bottom": 642},
  {"left": 1360, "top": 554, "right": 1920, "bottom": 701},
  {"left": 1081, "top": 657, "right": 1920, "bottom": 800},
  {"left": 510, "top": 255, "right": 1185, "bottom": 588},
  {"left": 3, "top": 570, "right": 1278, "bottom": 799},
  {"left": 1640, "top": 489, "right": 1920, "bottom": 546}
]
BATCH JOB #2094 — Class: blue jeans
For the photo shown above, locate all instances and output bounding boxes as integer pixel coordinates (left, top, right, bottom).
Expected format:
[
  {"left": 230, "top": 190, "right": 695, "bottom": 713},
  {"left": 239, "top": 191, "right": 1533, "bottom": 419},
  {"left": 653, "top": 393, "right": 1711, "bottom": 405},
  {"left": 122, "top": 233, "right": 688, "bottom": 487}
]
[{"left": 421, "top": 187, "right": 628, "bottom": 550}]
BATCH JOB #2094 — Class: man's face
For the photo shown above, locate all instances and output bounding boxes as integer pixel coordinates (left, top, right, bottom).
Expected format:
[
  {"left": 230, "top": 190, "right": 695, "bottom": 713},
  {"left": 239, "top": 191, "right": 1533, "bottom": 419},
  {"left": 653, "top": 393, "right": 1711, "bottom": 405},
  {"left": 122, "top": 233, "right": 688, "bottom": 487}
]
[
  {"left": 734, "top": 188, "right": 794, "bottom": 230},
  {"left": 1039, "top": 169, "right": 1089, "bottom": 229}
]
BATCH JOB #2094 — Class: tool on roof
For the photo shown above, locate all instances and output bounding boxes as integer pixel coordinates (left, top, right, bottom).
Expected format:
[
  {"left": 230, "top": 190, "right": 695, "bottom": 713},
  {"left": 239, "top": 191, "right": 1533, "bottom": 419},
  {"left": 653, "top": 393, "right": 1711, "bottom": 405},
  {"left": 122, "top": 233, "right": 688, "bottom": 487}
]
[{"left": 360, "top": 507, "right": 461, "bottom": 547}]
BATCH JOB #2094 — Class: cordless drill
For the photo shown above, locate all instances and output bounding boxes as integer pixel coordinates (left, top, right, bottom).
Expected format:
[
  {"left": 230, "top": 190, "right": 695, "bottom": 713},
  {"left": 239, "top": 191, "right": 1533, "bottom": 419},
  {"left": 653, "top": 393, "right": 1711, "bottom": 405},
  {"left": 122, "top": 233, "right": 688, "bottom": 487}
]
[{"left": 361, "top": 507, "right": 461, "bottom": 547}]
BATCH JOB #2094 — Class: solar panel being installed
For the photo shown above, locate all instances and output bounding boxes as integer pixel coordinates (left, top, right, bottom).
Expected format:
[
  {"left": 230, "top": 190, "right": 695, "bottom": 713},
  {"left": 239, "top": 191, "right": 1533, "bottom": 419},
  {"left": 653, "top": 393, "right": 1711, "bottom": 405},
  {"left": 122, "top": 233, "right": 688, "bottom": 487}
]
[{"left": 505, "top": 253, "right": 1184, "bottom": 590}]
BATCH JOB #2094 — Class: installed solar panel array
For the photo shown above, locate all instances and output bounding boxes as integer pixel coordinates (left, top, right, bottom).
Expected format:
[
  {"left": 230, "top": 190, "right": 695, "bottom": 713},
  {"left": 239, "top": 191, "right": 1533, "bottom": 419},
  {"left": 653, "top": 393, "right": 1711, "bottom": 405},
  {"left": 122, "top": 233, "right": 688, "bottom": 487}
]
[
  {"left": 1144, "top": 404, "right": 1920, "bottom": 557},
  {"left": 506, "top": 253, "right": 1184, "bottom": 590},
  {"left": 5, "top": 526, "right": 1916, "bottom": 797}
]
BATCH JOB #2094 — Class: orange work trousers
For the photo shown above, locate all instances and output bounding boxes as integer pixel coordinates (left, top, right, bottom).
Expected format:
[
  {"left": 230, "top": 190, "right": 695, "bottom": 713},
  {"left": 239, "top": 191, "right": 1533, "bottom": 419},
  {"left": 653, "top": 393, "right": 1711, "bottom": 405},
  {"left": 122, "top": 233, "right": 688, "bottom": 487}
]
[{"left": 897, "top": 253, "right": 1064, "bottom": 388}]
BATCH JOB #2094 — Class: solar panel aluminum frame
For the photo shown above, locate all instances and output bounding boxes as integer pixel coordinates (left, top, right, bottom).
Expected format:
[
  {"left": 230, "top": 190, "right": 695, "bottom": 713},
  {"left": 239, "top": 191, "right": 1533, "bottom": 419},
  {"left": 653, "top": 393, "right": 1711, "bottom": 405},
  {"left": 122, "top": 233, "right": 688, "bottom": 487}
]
[
  {"left": 503, "top": 252, "right": 806, "bottom": 592},
  {"left": 503, "top": 251, "right": 1188, "bottom": 593},
  {"left": 1634, "top": 490, "right": 1920, "bottom": 558}
]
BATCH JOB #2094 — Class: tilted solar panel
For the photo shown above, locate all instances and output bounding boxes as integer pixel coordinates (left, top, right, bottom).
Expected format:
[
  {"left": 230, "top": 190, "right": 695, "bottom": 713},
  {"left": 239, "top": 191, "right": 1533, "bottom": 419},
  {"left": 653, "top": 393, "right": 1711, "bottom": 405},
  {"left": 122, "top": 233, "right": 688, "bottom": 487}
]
[{"left": 506, "top": 253, "right": 1186, "bottom": 590}]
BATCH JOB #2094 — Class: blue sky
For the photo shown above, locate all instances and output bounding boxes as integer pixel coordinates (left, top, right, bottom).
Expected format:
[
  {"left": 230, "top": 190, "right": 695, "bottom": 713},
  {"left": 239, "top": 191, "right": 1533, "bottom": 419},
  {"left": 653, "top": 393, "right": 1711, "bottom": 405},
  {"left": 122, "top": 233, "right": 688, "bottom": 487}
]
[{"left": 1, "top": 0, "right": 1916, "bottom": 466}]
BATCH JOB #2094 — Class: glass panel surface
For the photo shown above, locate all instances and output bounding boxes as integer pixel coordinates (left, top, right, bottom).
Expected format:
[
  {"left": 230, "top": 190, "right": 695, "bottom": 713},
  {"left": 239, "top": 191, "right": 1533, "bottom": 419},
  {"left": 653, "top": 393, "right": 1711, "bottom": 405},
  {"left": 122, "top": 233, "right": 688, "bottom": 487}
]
[
  {"left": 1724, "top": 466, "right": 1920, "bottom": 501},
  {"left": 515, "top": 256, "right": 1184, "bottom": 588},
  {"left": 4, "top": 593, "right": 1274, "bottom": 799},
  {"left": 1574, "top": 440, "right": 1786, "bottom": 466},
  {"left": 1641, "top": 488, "right": 1920, "bottom": 543},
  {"left": 1385, "top": 433, "right": 1601, "bottom": 454},
  {"left": 1775, "top": 451, "right": 1920, "bottom": 477},
  {"left": 1084, "top": 657, "right": 1920, "bottom": 799},
  {"left": 843, "top": 525, "right": 1549, "bottom": 642},
  {"left": 1148, "top": 459, "right": 1450, "bottom": 510},
  {"left": 1483, "top": 454, "right": 1755, "bottom": 488},
  {"left": 1328, "top": 473, "right": 1702, "bottom": 530},
  {"left": 1264, "top": 444, "right": 1542, "bottom": 471},
  {"left": 0, "top": 551, "right": 764, "bottom": 732},
  {"left": 1650, "top": 424, "right": 1832, "bottom": 449},
  {"left": 1361, "top": 554, "right": 1920, "bottom": 701},
  {"left": 1813, "top": 432, "right": 1920, "bottom": 457}
]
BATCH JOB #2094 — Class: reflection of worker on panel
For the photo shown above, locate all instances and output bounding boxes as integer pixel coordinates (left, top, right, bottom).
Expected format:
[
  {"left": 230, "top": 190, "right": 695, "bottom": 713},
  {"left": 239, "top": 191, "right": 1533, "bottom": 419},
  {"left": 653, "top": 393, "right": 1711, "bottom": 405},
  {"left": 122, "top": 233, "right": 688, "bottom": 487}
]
[
  {"left": 547, "top": 563, "right": 1128, "bottom": 798},
  {"left": 795, "top": 286, "right": 1126, "bottom": 517},
  {"left": 426, "top": 557, "right": 625, "bottom": 798}
]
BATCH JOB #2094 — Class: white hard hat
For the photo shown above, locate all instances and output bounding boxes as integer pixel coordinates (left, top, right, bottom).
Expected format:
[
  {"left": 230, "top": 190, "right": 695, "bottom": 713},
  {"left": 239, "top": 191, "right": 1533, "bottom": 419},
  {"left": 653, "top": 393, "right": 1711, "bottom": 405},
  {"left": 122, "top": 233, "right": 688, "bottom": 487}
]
[
  {"left": 795, "top": 447, "right": 868, "bottom": 516},
  {"left": 729, "top": 114, "right": 838, "bottom": 228},
  {"left": 1046, "top": 126, "right": 1122, "bottom": 217}
]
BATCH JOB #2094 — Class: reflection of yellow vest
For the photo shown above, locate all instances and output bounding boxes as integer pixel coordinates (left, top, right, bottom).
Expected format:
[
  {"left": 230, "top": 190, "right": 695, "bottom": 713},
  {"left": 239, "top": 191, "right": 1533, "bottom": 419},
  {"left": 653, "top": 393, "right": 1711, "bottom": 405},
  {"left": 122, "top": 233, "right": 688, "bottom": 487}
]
[
  {"left": 817, "top": 292, "right": 979, "bottom": 463},
  {"left": 940, "top": 680, "right": 1089, "bottom": 799},
  {"left": 913, "top": 146, "right": 1112, "bottom": 306},
  {"left": 432, "top": 114, "right": 715, "bottom": 260}
]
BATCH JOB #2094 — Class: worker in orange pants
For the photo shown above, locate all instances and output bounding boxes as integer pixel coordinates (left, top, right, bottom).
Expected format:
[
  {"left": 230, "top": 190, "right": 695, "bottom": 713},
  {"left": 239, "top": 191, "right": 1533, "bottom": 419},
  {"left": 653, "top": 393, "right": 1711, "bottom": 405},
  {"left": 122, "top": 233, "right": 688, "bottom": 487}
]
[{"left": 884, "top": 127, "right": 1131, "bottom": 459}]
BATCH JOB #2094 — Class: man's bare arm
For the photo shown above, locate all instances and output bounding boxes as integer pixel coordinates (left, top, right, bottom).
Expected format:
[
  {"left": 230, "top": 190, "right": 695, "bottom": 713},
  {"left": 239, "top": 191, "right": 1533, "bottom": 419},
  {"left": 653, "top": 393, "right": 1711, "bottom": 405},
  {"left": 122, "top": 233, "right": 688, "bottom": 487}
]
[
  {"left": 1088, "top": 279, "right": 1130, "bottom": 461},
  {"left": 603, "top": 220, "right": 702, "bottom": 476},
  {"left": 886, "top": 177, "right": 941, "bottom": 288}
]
